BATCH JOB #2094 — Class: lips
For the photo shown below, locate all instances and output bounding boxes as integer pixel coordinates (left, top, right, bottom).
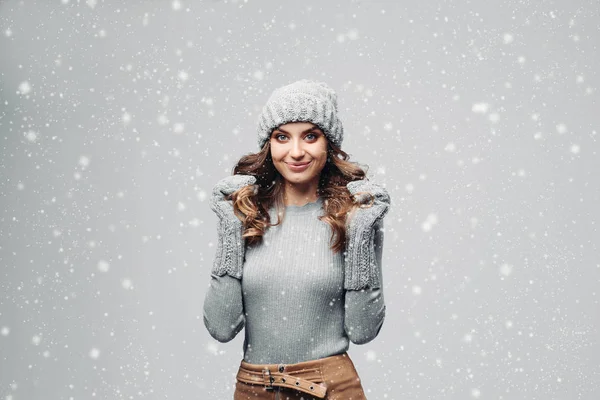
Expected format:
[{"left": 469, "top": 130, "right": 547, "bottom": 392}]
[{"left": 286, "top": 161, "right": 311, "bottom": 171}]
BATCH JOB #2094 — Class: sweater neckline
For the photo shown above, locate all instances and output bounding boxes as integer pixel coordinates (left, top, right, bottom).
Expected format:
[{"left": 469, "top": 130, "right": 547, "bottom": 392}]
[{"left": 282, "top": 197, "right": 324, "bottom": 215}]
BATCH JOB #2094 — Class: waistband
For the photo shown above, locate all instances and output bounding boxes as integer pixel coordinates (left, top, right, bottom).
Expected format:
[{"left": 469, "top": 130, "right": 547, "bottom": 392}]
[{"left": 236, "top": 352, "right": 350, "bottom": 398}]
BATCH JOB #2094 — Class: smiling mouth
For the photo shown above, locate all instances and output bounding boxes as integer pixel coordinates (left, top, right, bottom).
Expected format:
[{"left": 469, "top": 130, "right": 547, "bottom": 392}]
[
  {"left": 285, "top": 161, "right": 312, "bottom": 171},
  {"left": 286, "top": 162, "right": 311, "bottom": 166}
]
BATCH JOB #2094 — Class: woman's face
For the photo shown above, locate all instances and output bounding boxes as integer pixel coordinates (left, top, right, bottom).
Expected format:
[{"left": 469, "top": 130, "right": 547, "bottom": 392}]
[{"left": 270, "top": 121, "right": 328, "bottom": 188}]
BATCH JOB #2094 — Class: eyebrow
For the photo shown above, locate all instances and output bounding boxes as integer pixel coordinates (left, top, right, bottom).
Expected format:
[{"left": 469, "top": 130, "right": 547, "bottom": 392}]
[{"left": 272, "top": 125, "right": 322, "bottom": 135}]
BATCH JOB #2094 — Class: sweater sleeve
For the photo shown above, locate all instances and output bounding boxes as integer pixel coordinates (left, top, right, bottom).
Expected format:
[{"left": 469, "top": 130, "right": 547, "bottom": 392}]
[
  {"left": 203, "top": 217, "right": 246, "bottom": 342},
  {"left": 210, "top": 213, "right": 246, "bottom": 279},
  {"left": 203, "top": 273, "right": 245, "bottom": 342},
  {"left": 344, "top": 218, "right": 386, "bottom": 344}
]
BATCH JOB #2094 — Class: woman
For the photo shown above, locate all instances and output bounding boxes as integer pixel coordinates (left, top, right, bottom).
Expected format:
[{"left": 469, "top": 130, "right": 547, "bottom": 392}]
[{"left": 203, "top": 79, "right": 391, "bottom": 399}]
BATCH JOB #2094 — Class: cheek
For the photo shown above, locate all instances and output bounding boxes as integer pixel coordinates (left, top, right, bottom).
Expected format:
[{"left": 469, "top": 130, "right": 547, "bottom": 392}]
[
  {"left": 269, "top": 146, "right": 283, "bottom": 160},
  {"left": 317, "top": 148, "right": 328, "bottom": 162}
]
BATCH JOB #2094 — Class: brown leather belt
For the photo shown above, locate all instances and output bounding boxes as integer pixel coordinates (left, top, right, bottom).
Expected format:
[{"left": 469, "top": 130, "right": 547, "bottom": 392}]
[{"left": 236, "top": 365, "right": 328, "bottom": 398}]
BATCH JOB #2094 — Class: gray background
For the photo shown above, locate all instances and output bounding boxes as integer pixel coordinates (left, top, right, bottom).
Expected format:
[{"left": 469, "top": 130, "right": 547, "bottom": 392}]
[{"left": 1, "top": 0, "right": 599, "bottom": 399}]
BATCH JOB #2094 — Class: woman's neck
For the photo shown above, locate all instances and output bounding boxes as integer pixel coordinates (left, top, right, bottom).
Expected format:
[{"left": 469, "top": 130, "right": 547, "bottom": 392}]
[{"left": 282, "top": 183, "right": 319, "bottom": 207}]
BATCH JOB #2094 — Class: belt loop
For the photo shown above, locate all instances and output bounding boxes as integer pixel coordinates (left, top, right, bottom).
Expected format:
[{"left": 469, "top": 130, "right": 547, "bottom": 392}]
[{"left": 262, "top": 368, "right": 274, "bottom": 390}]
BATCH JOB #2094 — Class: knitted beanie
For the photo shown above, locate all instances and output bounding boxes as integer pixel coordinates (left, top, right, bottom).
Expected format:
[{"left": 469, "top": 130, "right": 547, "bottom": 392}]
[{"left": 256, "top": 79, "right": 344, "bottom": 150}]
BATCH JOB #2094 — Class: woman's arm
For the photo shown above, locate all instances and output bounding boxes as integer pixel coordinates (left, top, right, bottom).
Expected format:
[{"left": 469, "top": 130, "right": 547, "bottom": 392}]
[
  {"left": 344, "top": 218, "right": 386, "bottom": 344},
  {"left": 203, "top": 272, "right": 245, "bottom": 343},
  {"left": 202, "top": 175, "right": 255, "bottom": 342},
  {"left": 203, "top": 219, "right": 246, "bottom": 342}
]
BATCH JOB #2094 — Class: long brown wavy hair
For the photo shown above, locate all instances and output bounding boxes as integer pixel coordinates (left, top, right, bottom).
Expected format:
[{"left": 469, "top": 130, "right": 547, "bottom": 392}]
[{"left": 226, "top": 138, "right": 368, "bottom": 254}]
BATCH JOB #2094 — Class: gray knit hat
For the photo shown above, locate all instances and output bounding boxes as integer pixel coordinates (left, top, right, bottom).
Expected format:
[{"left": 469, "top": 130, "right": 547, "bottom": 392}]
[{"left": 256, "top": 79, "right": 344, "bottom": 150}]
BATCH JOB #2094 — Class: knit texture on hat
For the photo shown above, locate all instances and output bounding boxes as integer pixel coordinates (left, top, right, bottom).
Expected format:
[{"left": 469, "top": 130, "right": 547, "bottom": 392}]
[{"left": 257, "top": 79, "right": 344, "bottom": 150}]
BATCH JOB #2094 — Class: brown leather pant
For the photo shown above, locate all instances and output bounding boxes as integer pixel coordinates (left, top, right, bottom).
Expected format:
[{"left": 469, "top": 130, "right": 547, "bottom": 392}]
[{"left": 234, "top": 352, "right": 367, "bottom": 400}]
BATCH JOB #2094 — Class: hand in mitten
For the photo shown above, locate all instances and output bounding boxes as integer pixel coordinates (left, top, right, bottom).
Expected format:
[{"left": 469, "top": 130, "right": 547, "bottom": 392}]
[
  {"left": 210, "top": 174, "right": 257, "bottom": 223},
  {"left": 210, "top": 174, "right": 257, "bottom": 278},
  {"left": 346, "top": 179, "right": 390, "bottom": 226},
  {"left": 344, "top": 179, "right": 391, "bottom": 290}
]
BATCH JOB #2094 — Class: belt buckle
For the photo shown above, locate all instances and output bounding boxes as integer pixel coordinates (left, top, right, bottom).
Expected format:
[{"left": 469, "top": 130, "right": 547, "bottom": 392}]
[{"left": 262, "top": 368, "right": 274, "bottom": 390}]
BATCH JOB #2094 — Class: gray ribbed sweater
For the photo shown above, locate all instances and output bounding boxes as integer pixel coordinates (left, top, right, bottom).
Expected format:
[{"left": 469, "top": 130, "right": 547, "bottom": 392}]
[{"left": 203, "top": 197, "right": 386, "bottom": 364}]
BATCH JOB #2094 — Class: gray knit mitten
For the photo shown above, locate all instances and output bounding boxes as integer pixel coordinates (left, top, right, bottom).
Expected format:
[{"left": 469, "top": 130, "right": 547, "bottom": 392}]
[
  {"left": 209, "top": 174, "right": 257, "bottom": 279},
  {"left": 344, "top": 179, "right": 391, "bottom": 290}
]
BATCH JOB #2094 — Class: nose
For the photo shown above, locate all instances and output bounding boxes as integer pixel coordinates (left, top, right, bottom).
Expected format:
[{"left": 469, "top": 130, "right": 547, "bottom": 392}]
[{"left": 289, "top": 138, "right": 306, "bottom": 158}]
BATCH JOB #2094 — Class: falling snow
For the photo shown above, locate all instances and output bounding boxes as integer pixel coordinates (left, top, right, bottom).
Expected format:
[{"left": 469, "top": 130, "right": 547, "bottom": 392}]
[{"left": 1, "top": 1, "right": 598, "bottom": 400}]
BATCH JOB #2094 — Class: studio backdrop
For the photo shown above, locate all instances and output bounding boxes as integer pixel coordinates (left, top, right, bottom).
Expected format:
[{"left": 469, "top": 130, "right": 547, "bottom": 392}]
[{"left": 1, "top": 0, "right": 599, "bottom": 399}]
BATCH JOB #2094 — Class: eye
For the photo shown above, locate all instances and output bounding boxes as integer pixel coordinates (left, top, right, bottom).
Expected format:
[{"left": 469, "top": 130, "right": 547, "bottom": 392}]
[
  {"left": 306, "top": 133, "right": 317, "bottom": 140},
  {"left": 274, "top": 134, "right": 287, "bottom": 141}
]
